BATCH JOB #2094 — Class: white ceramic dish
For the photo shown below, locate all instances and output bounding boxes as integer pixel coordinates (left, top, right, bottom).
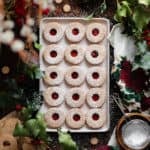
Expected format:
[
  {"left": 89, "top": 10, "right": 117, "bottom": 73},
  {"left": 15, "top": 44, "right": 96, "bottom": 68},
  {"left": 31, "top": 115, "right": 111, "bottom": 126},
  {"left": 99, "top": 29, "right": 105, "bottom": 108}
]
[{"left": 39, "top": 17, "right": 110, "bottom": 132}]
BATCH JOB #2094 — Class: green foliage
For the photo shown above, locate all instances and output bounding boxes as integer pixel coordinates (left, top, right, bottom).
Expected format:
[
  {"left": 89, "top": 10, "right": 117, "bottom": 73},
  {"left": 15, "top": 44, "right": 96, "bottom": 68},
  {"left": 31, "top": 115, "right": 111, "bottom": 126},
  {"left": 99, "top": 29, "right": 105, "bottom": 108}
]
[
  {"left": 121, "top": 87, "right": 143, "bottom": 102},
  {"left": 115, "top": 1, "right": 132, "bottom": 22},
  {"left": 13, "top": 114, "right": 50, "bottom": 143},
  {"left": 85, "top": 0, "right": 107, "bottom": 20},
  {"left": 133, "top": 41, "right": 150, "bottom": 70},
  {"left": 115, "top": 0, "right": 150, "bottom": 36},
  {"left": 112, "top": 69, "right": 120, "bottom": 81},
  {"left": 0, "top": 79, "right": 25, "bottom": 109},
  {"left": 138, "top": 0, "right": 150, "bottom": 6},
  {"left": 133, "top": 6, "right": 150, "bottom": 32},
  {"left": 23, "top": 64, "right": 43, "bottom": 79},
  {"left": 110, "top": 146, "right": 120, "bottom": 150},
  {"left": 58, "top": 130, "right": 78, "bottom": 150},
  {"left": 34, "top": 42, "right": 42, "bottom": 51},
  {"left": 20, "top": 92, "right": 42, "bottom": 121}
]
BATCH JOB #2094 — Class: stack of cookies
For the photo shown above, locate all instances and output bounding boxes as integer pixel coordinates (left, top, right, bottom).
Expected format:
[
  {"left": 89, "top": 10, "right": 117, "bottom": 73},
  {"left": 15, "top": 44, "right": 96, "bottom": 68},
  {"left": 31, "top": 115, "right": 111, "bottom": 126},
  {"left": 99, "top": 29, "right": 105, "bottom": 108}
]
[{"left": 40, "top": 18, "right": 109, "bottom": 131}]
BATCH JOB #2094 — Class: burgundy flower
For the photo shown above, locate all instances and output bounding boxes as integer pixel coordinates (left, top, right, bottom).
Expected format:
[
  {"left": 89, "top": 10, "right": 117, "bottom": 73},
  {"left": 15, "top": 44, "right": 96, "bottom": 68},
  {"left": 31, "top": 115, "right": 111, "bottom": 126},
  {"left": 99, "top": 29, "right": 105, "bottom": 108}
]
[
  {"left": 142, "top": 23, "right": 150, "bottom": 46},
  {"left": 121, "top": 60, "right": 132, "bottom": 71},
  {"left": 96, "top": 145, "right": 111, "bottom": 150},
  {"left": 120, "top": 60, "right": 149, "bottom": 92},
  {"left": 14, "top": 0, "right": 27, "bottom": 26},
  {"left": 141, "top": 97, "right": 150, "bottom": 111}
]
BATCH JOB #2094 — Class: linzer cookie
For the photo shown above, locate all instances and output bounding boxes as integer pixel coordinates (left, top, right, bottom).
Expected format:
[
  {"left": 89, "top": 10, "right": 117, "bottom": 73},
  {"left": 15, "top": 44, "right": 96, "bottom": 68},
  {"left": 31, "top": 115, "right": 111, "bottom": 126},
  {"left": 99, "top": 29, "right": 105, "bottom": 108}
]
[
  {"left": 65, "top": 44, "right": 84, "bottom": 65},
  {"left": 65, "top": 88, "right": 86, "bottom": 107},
  {"left": 43, "top": 66, "right": 64, "bottom": 86},
  {"left": 43, "top": 22, "right": 64, "bottom": 43},
  {"left": 45, "top": 108, "right": 65, "bottom": 128},
  {"left": 66, "top": 108, "right": 85, "bottom": 129},
  {"left": 65, "top": 22, "right": 85, "bottom": 42},
  {"left": 43, "top": 44, "right": 64, "bottom": 65},
  {"left": 86, "top": 67, "right": 106, "bottom": 87},
  {"left": 0, "top": 134, "right": 18, "bottom": 150},
  {"left": 65, "top": 66, "right": 85, "bottom": 86},
  {"left": 86, "top": 109, "right": 106, "bottom": 129},
  {"left": 43, "top": 87, "right": 65, "bottom": 107},
  {"left": 86, "top": 23, "right": 106, "bottom": 43},
  {"left": 85, "top": 44, "right": 106, "bottom": 65},
  {"left": 86, "top": 87, "right": 106, "bottom": 108}
]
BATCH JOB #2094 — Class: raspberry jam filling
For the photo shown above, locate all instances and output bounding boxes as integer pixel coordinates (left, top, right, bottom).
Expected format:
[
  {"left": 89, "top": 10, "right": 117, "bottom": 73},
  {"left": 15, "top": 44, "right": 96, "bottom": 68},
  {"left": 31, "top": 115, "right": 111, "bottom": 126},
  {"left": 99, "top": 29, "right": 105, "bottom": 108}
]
[
  {"left": 92, "top": 94, "right": 99, "bottom": 101},
  {"left": 51, "top": 92, "right": 59, "bottom": 99},
  {"left": 50, "top": 29, "right": 57, "bottom": 36},
  {"left": 52, "top": 113, "right": 59, "bottom": 120},
  {"left": 71, "top": 72, "right": 78, "bottom": 79},
  {"left": 72, "top": 93, "right": 80, "bottom": 101},
  {"left": 92, "top": 28, "right": 99, "bottom": 36},
  {"left": 72, "top": 28, "right": 79, "bottom": 35},
  {"left": 71, "top": 50, "right": 78, "bottom": 57},
  {"left": 92, "top": 113, "right": 99, "bottom": 121},
  {"left": 50, "top": 72, "right": 57, "bottom": 79},
  {"left": 91, "top": 50, "right": 98, "bottom": 58},
  {"left": 73, "top": 114, "right": 80, "bottom": 121},
  {"left": 50, "top": 50, "right": 57, "bottom": 57},
  {"left": 92, "top": 72, "right": 99, "bottom": 79}
]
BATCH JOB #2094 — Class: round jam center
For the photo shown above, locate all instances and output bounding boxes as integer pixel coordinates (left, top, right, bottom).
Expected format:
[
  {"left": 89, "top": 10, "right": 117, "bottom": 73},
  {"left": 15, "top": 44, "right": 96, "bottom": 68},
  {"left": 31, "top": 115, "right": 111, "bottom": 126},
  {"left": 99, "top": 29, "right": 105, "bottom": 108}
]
[
  {"left": 51, "top": 92, "right": 59, "bottom": 99},
  {"left": 92, "top": 113, "right": 99, "bottom": 121},
  {"left": 50, "top": 29, "right": 57, "bottom": 36},
  {"left": 72, "top": 93, "right": 80, "bottom": 101},
  {"left": 91, "top": 50, "right": 98, "bottom": 58},
  {"left": 71, "top": 72, "right": 78, "bottom": 79},
  {"left": 73, "top": 114, "right": 80, "bottom": 121},
  {"left": 50, "top": 72, "right": 57, "bottom": 79},
  {"left": 92, "top": 94, "right": 99, "bottom": 101},
  {"left": 71, "top": 50, "right": 78, "bottom": 57},
  {"left": 92, "top": 72, "right": 99, "bottom": 79},
  {"left": 52, "top": 113, "right": 59, "bottom": 120},
  {"left": 92, "top": 28, "right": 99, "bottom": 36},
  {"left": 50, "top": 50, "right": 57, "bottom": 57},
  {"left": 72, "top": 28, "right": 79, "bottom": 35}
]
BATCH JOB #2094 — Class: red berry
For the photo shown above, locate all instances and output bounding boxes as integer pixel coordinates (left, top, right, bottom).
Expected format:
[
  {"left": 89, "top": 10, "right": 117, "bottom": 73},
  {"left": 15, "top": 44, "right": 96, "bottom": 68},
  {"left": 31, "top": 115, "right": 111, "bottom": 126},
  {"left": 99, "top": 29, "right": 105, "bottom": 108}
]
[
  {"left": 42, "top": 8, "right": 50, "bottom": 15},
  {"left": 15, "top": 104, "right": 23, "bottom": 111}
]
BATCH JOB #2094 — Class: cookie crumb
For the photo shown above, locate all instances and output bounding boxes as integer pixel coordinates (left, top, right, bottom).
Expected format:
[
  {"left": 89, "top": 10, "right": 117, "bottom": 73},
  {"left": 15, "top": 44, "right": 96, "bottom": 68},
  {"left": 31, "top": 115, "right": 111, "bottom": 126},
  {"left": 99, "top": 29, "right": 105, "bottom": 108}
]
[
  {"left": 54, "top": 0, "right": 63, "bottom": 4},
  {"left": 1, "top": 66, "right": 10, "bottom": 74},
  {"left": 63, "top": 4, "right": 71, "bottom": 13},
  {"left": 90, "top": 137, "right": 99, "bottom": 145}
]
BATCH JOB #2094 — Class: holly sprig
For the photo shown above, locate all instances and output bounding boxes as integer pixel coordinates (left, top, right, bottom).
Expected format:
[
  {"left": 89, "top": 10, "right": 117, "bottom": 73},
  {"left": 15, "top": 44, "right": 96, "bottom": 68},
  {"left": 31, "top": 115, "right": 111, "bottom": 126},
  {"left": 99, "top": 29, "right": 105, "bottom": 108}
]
[{"left": 115, "top": 0, "right": 150, "bottom": 71}]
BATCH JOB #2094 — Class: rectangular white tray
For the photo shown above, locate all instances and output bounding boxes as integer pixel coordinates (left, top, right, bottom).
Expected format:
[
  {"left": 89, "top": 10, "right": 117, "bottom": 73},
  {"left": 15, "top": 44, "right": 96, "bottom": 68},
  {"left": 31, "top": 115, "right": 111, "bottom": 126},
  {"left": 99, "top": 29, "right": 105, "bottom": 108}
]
[{"left": 39, "top": 17, "right": 110, "bottom": 132}]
